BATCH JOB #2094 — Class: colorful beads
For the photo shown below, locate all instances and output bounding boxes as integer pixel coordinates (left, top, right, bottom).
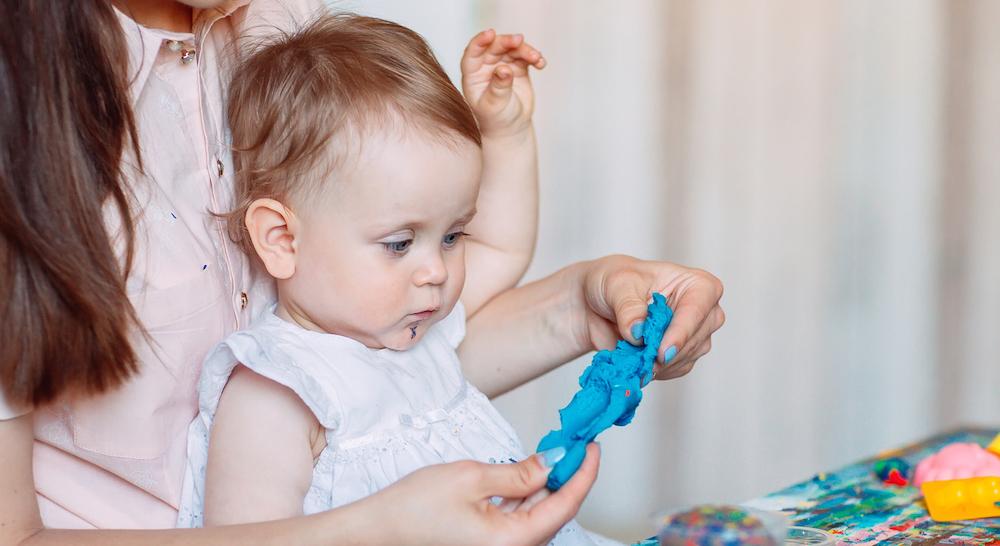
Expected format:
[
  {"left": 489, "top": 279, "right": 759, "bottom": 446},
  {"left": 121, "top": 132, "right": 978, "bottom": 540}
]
[{"left": 657, "top": 505, "right": 781, "bottom": 546}]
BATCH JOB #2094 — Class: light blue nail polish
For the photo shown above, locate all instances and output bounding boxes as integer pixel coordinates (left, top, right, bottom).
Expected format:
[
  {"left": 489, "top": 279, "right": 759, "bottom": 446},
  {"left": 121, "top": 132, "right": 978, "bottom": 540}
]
[
  {"left": 540, "top": 446, "right": 566, "bottom": 468},
  {"left": 662, "top": 345, "right": 678, "bottom": 363},
  {"left": 630, "top": 321, "right": 645, "bottom": 341}
]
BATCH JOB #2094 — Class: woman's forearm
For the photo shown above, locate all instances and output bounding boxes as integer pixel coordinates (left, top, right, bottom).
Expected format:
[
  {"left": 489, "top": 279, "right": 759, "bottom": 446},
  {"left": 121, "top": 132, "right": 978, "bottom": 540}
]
[
  {"left": 5, "top": 410, "right": 594, "bottom": 546},
  {"left": 20, "top": 506, "right": 384, "bottom": 546},
  {"left": 460, "top": 254, "right": 726, "bottom": 396},
  {"left": 12, "top": 494, "right": 387, "bottom": 546},
  {"left": 2, "top": 414, "right": 386, "bottom": 546},
  {"left": 460, "top": 259, "right": 595, "bottom": 398}
]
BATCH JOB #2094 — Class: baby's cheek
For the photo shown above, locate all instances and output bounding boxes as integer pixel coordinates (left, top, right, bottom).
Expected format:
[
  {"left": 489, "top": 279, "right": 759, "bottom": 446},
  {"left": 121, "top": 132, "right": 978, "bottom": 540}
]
[{"left": 356, "top": 298, "right": 399, "bottom": 330}]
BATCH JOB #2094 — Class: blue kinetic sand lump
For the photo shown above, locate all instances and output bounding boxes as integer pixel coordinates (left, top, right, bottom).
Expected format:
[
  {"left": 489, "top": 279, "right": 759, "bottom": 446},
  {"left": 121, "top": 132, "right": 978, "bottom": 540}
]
[{"left": 536, "top": 293, "right": 673, "bottom": 490}]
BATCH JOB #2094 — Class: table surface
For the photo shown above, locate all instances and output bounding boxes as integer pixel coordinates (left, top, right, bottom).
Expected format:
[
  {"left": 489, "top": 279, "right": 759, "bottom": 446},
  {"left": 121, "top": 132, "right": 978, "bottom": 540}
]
[{"left": 741, "top": 427, "right": 1000, "bottom": 544}]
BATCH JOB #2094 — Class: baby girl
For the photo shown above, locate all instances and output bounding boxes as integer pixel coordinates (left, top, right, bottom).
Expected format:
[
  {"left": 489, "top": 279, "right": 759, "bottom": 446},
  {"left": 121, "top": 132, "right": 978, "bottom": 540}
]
[{"left": 176, "top": 13, "right": 618, "bottom": 545}]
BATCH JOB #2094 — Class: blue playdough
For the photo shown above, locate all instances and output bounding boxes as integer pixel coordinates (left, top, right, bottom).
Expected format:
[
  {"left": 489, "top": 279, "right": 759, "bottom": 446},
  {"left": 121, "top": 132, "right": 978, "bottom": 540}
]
[{"left": 536, "top": 293, "right": 673, "bottom": 490}]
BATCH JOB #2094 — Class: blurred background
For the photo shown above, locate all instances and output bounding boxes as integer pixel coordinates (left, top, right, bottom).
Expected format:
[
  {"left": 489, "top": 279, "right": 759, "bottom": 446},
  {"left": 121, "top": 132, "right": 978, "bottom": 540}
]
[{"left": 339, "top": 0, "right": 1000, "bottom": 541}]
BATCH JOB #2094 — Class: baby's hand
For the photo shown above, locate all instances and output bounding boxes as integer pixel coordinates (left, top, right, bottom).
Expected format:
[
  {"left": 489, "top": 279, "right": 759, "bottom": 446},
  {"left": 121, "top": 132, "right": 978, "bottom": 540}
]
[{"left": 461, "top": 29, "right": 545, "bottom": 138}]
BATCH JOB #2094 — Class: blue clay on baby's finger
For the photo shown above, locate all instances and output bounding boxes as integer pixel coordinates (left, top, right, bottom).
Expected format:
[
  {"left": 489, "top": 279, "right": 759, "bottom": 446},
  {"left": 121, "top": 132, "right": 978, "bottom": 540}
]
[{"left": 536, "top": 293, "right": 673, "bottom": 490}]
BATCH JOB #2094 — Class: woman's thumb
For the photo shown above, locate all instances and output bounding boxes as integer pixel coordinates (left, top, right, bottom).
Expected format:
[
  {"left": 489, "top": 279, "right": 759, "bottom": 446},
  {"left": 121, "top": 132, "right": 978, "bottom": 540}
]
[{"left": 476, "top": 447, "right": 564, "bottom": 499}]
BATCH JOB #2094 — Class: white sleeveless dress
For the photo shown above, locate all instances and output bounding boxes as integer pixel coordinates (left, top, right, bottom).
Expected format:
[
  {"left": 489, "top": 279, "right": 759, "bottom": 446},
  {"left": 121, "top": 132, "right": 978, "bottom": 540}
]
[{"left": 177, "top": 302, "right": 615, "bottom": 545}]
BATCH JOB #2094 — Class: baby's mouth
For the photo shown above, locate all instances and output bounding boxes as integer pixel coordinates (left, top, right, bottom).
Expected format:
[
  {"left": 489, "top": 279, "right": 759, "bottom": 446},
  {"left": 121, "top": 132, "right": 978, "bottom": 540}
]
[
  {"left": 405, "top": 308, "right": 437, "bottom": 339},
  {"left": 410, "top": 309, "right": 436, "bottom": 320}
]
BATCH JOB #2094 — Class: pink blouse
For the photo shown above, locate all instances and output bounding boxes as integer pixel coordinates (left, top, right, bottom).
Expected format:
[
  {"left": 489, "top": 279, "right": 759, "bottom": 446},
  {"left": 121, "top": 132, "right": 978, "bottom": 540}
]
[{"left": 23, "top": 0, "right": 321, "bottom": 529}]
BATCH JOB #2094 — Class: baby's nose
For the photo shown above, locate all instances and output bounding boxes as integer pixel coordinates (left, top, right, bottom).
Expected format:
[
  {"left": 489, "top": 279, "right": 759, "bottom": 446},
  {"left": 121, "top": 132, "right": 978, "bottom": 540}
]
[{"left": 414, "top": 252, "right": 448, "bottom": 286}]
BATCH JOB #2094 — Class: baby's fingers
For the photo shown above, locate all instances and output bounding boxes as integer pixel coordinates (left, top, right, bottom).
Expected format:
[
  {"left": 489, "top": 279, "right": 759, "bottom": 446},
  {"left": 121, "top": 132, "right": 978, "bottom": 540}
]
[
  {"left": 460, "top": 28, "right": 496, "bottom": 72},
  {"left": 488, "top": 33, "right": 524, "bottom": 56},
  {"left": 509, "top": 40, "right": 546, "bottom": 69},
  {"left": 493, "top": 34, "right": 546, "bottom": 69},
  {"left": 484, "top": 65, "right": 514, "bottom": 104}
]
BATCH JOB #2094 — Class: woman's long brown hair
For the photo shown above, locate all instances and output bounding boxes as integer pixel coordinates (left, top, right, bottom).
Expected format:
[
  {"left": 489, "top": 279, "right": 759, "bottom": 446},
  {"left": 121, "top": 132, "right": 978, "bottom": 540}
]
[{"left": 0, "top": 0, "right": 141, "bottom": 406}]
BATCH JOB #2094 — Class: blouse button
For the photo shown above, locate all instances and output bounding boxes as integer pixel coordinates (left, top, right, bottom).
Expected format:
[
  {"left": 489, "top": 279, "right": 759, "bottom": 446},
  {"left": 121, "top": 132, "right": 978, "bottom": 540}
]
[
  {"left": 240, "top": 291, "right": 249, "bottom": 310},
  {"left": 216, "top": 158, "right": 224, "bottom": 177},
  {"left": 164, "top": 40, "right": 196, "bottom": 65}
]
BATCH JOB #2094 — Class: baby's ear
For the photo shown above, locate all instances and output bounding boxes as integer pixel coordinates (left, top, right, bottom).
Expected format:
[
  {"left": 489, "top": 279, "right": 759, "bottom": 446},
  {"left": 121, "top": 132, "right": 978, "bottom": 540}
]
[{"left": 245, "top": 198, "right": 298, "bottom": 279}]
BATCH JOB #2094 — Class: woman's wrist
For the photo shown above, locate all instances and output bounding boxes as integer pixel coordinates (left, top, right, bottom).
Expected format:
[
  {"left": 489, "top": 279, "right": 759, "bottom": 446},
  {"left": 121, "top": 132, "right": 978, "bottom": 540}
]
[
  {"left": 561, "top": 257, "right": 605, "bottom": 352},
  {"left": 313, "top": 498, "right": 392, "bottom": 546}
]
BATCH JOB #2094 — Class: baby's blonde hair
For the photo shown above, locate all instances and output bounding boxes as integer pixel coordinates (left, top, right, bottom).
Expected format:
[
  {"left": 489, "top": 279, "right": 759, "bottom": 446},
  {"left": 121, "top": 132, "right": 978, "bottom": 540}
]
[{"left": 225, "top": 13, "right": 482, "bottom": 256}]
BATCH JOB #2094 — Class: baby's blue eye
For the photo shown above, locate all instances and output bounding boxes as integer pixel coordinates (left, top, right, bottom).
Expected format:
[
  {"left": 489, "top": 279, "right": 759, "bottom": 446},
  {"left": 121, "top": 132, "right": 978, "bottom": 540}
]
[
  {"left": 443, "top": 231, "right": 468, "bottom": 248},
  {"left": 383, "top": 239, "right": 412, "bottom": 255}
]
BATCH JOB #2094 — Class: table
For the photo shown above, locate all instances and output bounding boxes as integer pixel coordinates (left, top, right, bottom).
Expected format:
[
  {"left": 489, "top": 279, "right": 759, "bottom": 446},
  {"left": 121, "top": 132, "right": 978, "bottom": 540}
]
[{"left": 742, "top": 428, "right": 1000, "bottom": 544}]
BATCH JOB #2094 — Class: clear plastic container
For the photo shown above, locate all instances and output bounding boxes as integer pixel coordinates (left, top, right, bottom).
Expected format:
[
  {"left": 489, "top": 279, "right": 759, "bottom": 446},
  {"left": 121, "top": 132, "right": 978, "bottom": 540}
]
[{"left": 785, "top": 526, "right": 834, "bottom": 545}]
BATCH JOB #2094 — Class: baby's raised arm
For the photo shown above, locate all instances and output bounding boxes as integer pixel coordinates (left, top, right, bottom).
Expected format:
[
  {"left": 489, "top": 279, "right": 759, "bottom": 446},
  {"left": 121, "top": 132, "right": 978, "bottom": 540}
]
[{"left": 459, "top": 31, "right": 546, "bottom": 314}]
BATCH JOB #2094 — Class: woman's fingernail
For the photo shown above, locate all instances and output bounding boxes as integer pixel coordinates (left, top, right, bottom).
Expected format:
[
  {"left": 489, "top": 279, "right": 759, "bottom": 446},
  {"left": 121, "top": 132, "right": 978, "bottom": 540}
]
[
  {"left": 539, "top": 446, "right": 566, "bottom": 468},
  {"left": 630, "top": 321, "right": 645, "bottom": 341},
  {"left": 662, "top": 345, "right": 678, "bottom": 363}
]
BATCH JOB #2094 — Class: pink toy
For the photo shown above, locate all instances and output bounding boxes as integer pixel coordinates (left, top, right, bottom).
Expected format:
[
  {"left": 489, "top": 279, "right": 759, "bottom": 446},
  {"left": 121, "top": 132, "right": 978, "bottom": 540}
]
[{"left": 913, "top": 442, "right": 1000, "bottom": 486}]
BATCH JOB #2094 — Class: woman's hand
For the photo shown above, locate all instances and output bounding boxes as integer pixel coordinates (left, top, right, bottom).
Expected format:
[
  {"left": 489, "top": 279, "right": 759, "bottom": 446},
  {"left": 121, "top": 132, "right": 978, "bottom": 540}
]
[
  {"left": 360, "top": 444, "right": 600, "bottom": 546},
  {"left": 462, "top": 255, "right": 724, "bottom": 396},
  {"left": 581, "top": 255, "right": 725, "bottom": 380}
]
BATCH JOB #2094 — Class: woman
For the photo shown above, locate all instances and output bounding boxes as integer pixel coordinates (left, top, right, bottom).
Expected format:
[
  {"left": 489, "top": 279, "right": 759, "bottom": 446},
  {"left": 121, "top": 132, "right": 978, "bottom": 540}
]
[{"left": 0, "top": 0, "right": 723, "bottom": 543}]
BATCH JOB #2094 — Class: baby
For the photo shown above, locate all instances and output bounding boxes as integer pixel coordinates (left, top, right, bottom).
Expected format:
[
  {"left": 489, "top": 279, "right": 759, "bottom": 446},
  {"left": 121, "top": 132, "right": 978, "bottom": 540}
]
[{"left": 177, "top": 13, "right": 616, "bottom": 545}]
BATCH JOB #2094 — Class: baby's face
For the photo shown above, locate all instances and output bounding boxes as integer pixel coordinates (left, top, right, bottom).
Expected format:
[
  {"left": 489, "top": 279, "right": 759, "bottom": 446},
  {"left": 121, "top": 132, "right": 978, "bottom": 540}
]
[{"left": 281, "top": 129, "right": 482, "bottom": 350}]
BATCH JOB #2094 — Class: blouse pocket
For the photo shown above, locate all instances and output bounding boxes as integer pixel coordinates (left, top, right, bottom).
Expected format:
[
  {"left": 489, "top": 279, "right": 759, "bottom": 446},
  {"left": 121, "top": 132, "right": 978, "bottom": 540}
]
[{"left": 70, "top": 271, "right": 228, "bottom": 460}]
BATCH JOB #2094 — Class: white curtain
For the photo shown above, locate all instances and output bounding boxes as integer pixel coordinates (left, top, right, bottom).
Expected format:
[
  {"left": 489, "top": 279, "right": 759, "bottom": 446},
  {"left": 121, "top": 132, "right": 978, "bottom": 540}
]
[{"left": 339, "top": 1, "right": 1000, "bottom": 541}]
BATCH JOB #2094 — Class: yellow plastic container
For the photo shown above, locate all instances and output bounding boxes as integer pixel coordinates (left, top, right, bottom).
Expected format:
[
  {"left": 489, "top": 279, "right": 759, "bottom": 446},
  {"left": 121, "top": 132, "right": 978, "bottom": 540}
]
[
  {"left": 986, "top": 433, "right": 1000, "bottom": 457},
  {"left": 921, "top": 476, "right": 1000, "bottom": 522}
]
